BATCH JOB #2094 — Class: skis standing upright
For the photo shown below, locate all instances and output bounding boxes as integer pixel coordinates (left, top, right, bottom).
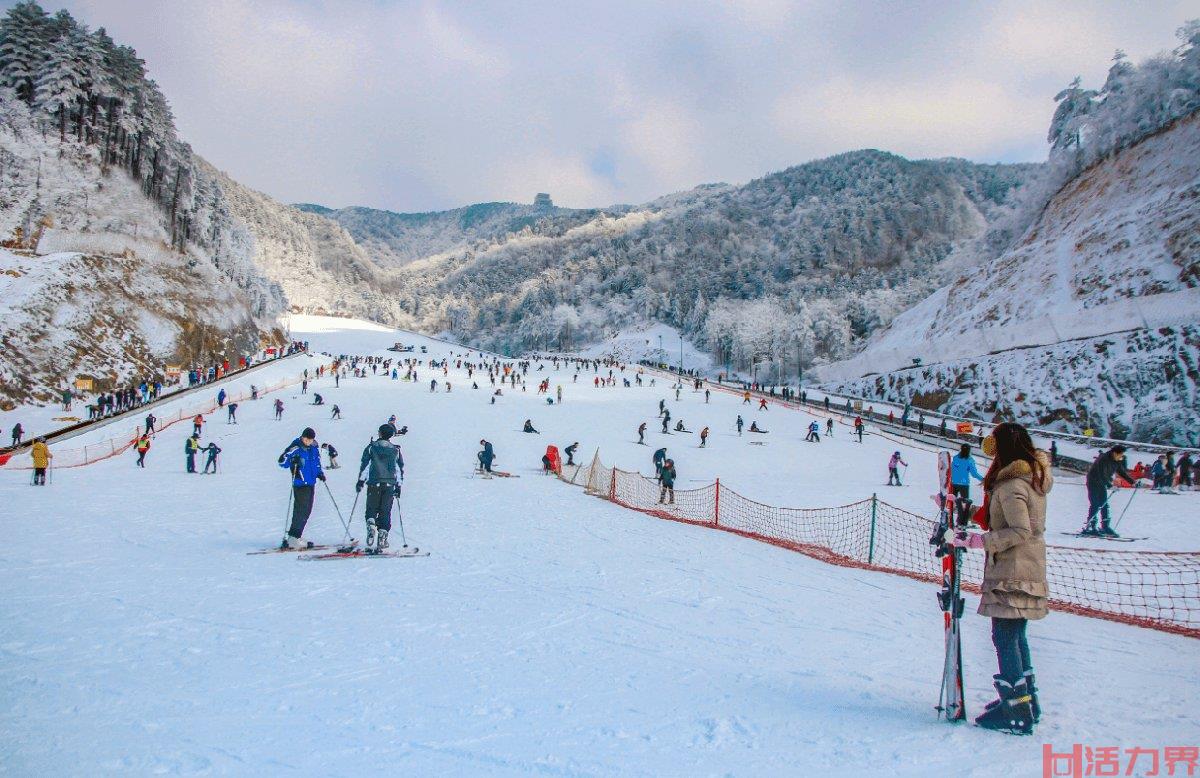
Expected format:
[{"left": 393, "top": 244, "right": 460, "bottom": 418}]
[{"left": 932, "top": 450, "right": 966, "bottom": 721}]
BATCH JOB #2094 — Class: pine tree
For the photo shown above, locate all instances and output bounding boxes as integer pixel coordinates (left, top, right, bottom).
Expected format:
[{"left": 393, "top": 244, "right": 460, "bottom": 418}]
[
  {"left": 33, "top": 20, "right": 91, "bottom": 141},
  {"left": 0, "top": 0, "right": 49, "bottom": 103}
]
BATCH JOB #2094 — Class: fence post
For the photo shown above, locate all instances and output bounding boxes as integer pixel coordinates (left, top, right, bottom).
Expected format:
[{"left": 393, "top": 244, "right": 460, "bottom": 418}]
[
  {"left": 868, "top": 493, "right": 878, "bottom": 565},
  {"left": 609, "top": 468, "right": 617, "bottom": 501},
  {"left": 714, "top": 478, "right": 720, "bottom": 526}
]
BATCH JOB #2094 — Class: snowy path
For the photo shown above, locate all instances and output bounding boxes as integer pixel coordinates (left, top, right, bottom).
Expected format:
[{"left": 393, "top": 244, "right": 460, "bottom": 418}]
[{"left": 1, "top": 315, "right": 1196, "bottom": 776}]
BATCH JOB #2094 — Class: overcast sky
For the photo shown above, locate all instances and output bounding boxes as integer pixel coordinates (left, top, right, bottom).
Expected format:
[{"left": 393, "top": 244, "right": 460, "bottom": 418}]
[{"left": 31, "top": 0, "right": 1197, "bottom": 211}]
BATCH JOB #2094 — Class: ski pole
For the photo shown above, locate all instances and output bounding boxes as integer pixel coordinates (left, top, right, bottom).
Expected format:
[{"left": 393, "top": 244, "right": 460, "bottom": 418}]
[
  {"left": 393, "top": 486, "right": 408, "bottom": 548},
  {"left": 1114, "top": 485, "right": 1140, "bottom": 529},
  {"left": 322, "top": 479, "right": 353, "bottom": 543},
  {"left": 283, "top": 485, "right": 294, "bottom": 537}
]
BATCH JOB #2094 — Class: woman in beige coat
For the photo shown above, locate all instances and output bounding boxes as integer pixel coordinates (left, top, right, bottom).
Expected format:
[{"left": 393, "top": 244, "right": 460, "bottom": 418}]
[{"left": 951, "top": 422, "right": 1050, "bottom": 735}]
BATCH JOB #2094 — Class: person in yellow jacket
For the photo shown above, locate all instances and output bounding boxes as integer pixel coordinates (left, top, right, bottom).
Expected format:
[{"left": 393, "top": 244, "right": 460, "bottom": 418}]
[
  {"left": 185, "top": 433, "right": 201, "bottom": 473},
  {"left": 31, "top": 437, "right": 51, "bottom": 485}
]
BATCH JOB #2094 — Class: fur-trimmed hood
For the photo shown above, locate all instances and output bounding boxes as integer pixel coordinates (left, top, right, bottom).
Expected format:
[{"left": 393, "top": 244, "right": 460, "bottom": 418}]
[{"left": 992, "top": 450, "right": 1053, "bottom": 494}]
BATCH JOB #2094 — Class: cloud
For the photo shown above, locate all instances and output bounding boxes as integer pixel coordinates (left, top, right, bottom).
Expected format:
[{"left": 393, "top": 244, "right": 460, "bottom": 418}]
[
  {"left": 52, "top": 0, "right": 1197, "bottom": 211},
  {"left": 619, "top": 102, "right": 706, "bottom": 192},
  {"left": 490, "top": 151, "right": 618, "bottom": 207},
  {"left": 772, "top": 76, "right": 1047, "bottom": 161}
]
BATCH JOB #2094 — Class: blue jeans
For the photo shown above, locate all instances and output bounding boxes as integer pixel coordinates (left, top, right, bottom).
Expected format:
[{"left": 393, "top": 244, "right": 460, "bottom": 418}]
[
  {"left": 991, "top": 617, "right": 1031, "bottom": 684},
  {"left": 1086, "top": 484, "right": 1110, "bottom": 527}
]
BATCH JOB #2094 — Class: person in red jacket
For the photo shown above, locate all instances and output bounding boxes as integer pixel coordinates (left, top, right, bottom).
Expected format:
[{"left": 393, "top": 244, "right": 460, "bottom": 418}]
[
  {"left": 192, "top": 414, "right": 204, "bottom": 436},
  {"left": 135, "top": 434, "right": 151, "bottom": 467}
]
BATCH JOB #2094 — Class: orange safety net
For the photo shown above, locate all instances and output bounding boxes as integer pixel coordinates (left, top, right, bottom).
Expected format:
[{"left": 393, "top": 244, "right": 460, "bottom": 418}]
[{"left": 562, "top": 453, "right": 1200, "bottom": 639}]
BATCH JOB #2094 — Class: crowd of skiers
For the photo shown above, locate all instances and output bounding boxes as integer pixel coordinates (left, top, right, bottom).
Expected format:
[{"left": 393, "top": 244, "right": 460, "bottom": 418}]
[{"left": 8, "top": 333, "right": 1199, "bottom": 741}]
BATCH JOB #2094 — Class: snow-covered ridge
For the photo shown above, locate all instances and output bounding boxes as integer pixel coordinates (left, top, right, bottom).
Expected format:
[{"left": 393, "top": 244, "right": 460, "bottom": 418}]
[
  {"left": 818, "top": 112, "right": 1200, "bottom": 445},
  {"left": 819, "top": 112, "right": 1200, "bottom": 382},
  {"left": 0, "top": 247, "right": 265, "bottom": 408}
]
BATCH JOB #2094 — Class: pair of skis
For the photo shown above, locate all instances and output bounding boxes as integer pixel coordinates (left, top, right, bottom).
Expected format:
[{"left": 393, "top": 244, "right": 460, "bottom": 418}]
[
  {"left": 248, "top": 541, "right": 430, "bottom": 559},
  {"left": 933, "top": 451, "right": 966, "bottom": 722},
  {"left": 299, "top": 546, "right": 428, "bottom": 560},
  {"left": 1060, "top": 532, "right": 1143, "bottom": 543}
]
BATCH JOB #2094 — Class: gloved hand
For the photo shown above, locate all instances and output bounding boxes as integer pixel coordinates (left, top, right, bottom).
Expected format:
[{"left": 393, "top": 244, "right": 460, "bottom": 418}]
[
  {"left": 950, "top": 531, "right": 986, "bottom": 550},
  {"left": 277, "top": 454, "right": 285, "bottom": 464},
  {"left": 317, "top": 473, "right": 326, "bottom": 482},
  {"left": 356, "top": 479, "right": 365, "bottom": 493}
]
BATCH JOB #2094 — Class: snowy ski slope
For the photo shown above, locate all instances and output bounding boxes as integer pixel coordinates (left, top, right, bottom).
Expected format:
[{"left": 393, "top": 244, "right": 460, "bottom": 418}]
[{"left": 1, "top": 315, "right": 1195, "bottom": 776}]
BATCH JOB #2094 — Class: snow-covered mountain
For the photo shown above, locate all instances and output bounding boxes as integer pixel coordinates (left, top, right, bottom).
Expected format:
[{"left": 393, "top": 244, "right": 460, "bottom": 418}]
[
  {"left": 202, "top": 162, "right": 412, "bottom": 326},
  {"left": 358, "top": 154, "right": 1034, "bottom": 358},
  {"left": 294, "top": 196, "right": 626, "bottom": 269},
  {"left": 818, "top": 112, "right": 1200, "bottom": 445}
]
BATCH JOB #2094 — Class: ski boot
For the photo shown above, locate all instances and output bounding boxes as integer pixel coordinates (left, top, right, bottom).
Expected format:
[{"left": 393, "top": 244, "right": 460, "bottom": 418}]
[
  {"left": 974, "top": 676, "right": 1034, "bottom": 735},
  {"left": 979, "top": 670, "right": 1041, "bottom": 724},
  {"left": 365, "top": 520, "right": 376, "bottom": 550},
  {"left": 1024, "top": 670, "right": 1041, "bottom": 723},
  {"left": 1099, "top": 522, "right": 1120, "bottom": 539},
  {"left": 376, "top": 530, "right": 389, "bottom": 552},
  {"left": 283, "top": 535, "right": 311, "bottom": 550},
  {"left": 1079, "top": 522, "right": 1100, "bottom": 537}
]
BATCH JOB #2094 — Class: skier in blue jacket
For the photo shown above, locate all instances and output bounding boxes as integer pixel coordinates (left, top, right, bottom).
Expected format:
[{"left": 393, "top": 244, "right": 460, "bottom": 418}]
[
  {"left": 277, "top": 427, "right": 326, "bottom": 549},
  {"left": 951, "top": 443, "right": 985, "bottom": 519}
]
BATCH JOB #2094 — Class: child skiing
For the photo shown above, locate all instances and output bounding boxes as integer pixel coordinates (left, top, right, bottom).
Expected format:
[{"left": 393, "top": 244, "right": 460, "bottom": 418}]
[
  {"left": 30, "top": 437, "right": 51, "bottom": 485},
  {"left": 658, "top": 459, "right": 676, "bottom": 504},
  {"left": 699, "top": 427, "right": 709, "bottom": 448},
  {"left": 321, "top": 442, "right": 340, "bottom": 469},
  {"left": 887, "top": 451, "right": 907, "bottom": 485},
  {"left": 203, "top": 443, "right": 222, "bottom": 474},
  {"left": 638, "top": 422, "right": 647, "bottom": 445}
]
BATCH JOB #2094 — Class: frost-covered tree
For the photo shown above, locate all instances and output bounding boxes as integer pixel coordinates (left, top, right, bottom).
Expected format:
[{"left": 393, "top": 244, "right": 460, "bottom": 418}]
[
  {"left": 0, "top": 0, "right": 48, "bottom": 103},
  {"left": 33, "top": 17, "right": 92, "bottom": 140}
]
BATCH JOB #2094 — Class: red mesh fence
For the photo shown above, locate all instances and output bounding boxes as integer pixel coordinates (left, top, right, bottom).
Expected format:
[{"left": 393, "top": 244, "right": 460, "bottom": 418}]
[{"left": 563, "top": 454, "right": 1200, "bottom": 639}]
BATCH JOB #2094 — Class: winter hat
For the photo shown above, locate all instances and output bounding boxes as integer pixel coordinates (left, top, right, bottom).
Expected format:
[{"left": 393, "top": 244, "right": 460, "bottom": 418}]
[
  {"left": 301, "top": 427, "right": 317, "bottom": 440},
  {"left": 378, "top": 423, "right": 396, "bottom": 439}
]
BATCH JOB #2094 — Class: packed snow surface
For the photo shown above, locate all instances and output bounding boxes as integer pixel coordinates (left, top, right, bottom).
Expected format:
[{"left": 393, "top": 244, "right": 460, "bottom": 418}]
[{"left": 1, "top": 315, "right": 1195, "bottom": 776}]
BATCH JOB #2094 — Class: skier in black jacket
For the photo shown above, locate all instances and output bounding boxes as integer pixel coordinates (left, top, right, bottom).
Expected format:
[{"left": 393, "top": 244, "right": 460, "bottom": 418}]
[
  {"left": 652, "top": 447, "right": 667, "bottom": 482},
  {"left": 1082, "top": 446, "right": 1134, "bottom": 537},
  {"left": 202, "top": 443, "right": 221, "bottom": 474},
  {"left": 478, "top": 439, "right": 495, "bottom": 474},
  {"left": 356, "top": 423, "right": 404, "bottom": 552}
]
